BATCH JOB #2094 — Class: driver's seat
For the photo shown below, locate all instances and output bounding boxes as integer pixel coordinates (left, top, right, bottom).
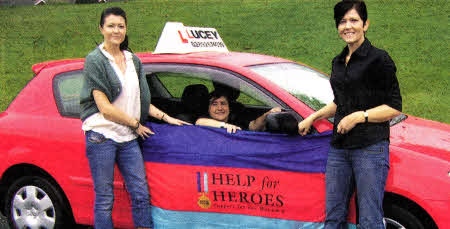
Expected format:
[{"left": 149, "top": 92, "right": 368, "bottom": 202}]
[{"left": 175, "top": 84, "right": 209, "bottom": 123}]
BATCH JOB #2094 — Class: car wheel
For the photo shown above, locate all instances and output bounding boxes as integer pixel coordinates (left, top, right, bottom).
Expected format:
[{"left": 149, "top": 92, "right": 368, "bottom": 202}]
[
  {"left": 4, "top": 176, "right": 72, "bottom": 229},
  {"left": 384, "top": 204, "right": 425, "bottom": 229}
]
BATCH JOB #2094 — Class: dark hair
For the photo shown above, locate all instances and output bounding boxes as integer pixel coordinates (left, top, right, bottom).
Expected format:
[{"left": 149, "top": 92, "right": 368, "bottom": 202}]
[
  {"left": 334, "top": 0, "right": 368, "bottom": 28},
  {"left": 212, "top": 82, "right": 240, "bottom": 101},
  {"left": 209, "top": 90, "right": 230, "bottom": 104},
  {"left": 99, "top": 7, "right": 129, "bottom": 51}
]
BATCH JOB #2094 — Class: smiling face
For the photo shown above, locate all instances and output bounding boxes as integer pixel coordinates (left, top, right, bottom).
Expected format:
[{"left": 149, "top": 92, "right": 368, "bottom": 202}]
[
  {"left": 100, "top": 14, "right": 127, "bottom": 48},
  {"left": 338, "top": 8, "right": 369, "bottom": 47},
  {"left": 209, "top": 96, "right": 230, "bottom": 122}
]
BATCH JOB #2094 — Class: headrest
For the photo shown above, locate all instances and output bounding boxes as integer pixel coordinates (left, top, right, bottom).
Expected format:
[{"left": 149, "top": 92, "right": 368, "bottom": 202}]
[
  {"left": 181, "top": 84, "right": 209, "bottom": 113},
  {"left": 213, "top": 82, "right": 240, "bottom": 101}
]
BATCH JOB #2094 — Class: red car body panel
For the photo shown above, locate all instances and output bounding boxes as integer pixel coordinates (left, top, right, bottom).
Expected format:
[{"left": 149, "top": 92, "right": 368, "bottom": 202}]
[{"left": 1, "top": 51, "right": 449, "bottom": 228}]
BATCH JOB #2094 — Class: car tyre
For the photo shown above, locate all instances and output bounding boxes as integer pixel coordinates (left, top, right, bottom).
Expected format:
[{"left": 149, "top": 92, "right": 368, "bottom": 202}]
[
  {"left": 384, "top": 204, "right": 425, "bottom": 229},
  {"left": 4, "top": 176, "right": 72, "bottom": 229}
]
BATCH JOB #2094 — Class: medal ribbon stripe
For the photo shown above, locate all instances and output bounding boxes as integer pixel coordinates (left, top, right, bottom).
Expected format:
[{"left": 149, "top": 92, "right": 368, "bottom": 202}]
[
  {"left": 197, "top": 172, "right": 202, "bottom": 193},
  {"left": 203, "top": 172, "right": 208, "bottom": 193}
]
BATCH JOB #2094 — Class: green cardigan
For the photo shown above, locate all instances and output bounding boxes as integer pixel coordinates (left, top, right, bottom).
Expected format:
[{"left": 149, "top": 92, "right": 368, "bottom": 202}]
[{"left": 79, "top": 47, "right": 151, "bottom": 123}]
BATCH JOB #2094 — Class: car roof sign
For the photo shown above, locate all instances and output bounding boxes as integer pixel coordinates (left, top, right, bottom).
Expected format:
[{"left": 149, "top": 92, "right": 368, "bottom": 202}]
[{"left": 153, "top": 22, "right": 229, "bottom": 54}]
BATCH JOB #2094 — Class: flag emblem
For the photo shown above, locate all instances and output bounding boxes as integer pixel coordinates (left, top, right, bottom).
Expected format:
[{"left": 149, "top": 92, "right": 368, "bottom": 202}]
[{"left": 197, "top": 172, "right": 211, "bottom": 209}]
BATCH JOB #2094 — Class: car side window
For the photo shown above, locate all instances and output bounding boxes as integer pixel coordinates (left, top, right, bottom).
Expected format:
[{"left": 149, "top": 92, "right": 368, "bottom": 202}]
[
  {"left": 145, "top": 64, "right": 282, "bottom": 108},
  {"left": 53, "top": 71, "right": 83, "bottom": 118},
  {"left": 154, "top": 72, "right": 264, "bottom": 107},
  {"left": 156, "top": 72, "right": 265, "bottom": 106},
  {"left": 156, "top": 72, "right": 214, "bottom": 98},
  {"left": 143, "top": 64, "right": 293, "bottom": 128}
]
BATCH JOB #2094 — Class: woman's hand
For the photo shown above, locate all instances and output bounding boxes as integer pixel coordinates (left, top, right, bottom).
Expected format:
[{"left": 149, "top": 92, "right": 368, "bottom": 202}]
[
  {"left": 249, "top": 107, "right": 283, "bottom": 131},
  {"left": 297, "top": 102, "right": 337, "bottom": 136},
  {"left": 337, "top": 111, "right": 364, "bottom": 134},
  {"left": 266, "top": 107, "right": 282, "bottom": 115},
  {"left": 135, "top": 123, "right": 155, "bottom": 139},
  {"left": 298, "top": 116, "right": 314, "bottom": 136},
  {"left": 163, "top": 115, "right": 192, "bottom": 126},
  {"left": 224, "top": 123, "right": 241, "bottom": 133}
]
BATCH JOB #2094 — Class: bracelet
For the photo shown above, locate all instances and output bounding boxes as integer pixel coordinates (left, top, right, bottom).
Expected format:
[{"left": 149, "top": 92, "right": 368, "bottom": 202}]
[
  {"left": 161, "top": 113, "right": 165, "bottom": 121},
  {"left": 131, "top": 120, "right": 140, "bottom": 131}
]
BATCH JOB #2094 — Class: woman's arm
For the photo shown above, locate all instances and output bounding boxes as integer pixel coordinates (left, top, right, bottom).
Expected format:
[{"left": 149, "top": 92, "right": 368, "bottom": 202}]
[
  {"left": 93, "top": 90, "right": 154, "bottom": 138},
  {"left": 195, "top": 118, "right": 241, "bottom": 133},
  {"left": 336, "top": 104, "right": 401, "bottom": 134},
  {"left": 93, "top": 90, "right": 139, "bottom": 127},
  {"left": 249, "top": 107, "right": 282, "bottom": 131},
  {"left": 149, "top": 104, "right": 191, "bottom": 126},
  {"left": 298, "top": 102, "right": 337, "bottom": 135},
  {"left": 367, "top": 105, "right": 401, "bottom": 122}
]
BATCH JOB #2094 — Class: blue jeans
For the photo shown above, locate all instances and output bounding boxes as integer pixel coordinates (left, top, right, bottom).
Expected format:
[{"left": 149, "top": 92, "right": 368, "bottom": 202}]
[
  {"left": 85, "top": 131, "right": 153, "bottom": 229},
  {"left": 324, "top": 140, "right": 389, "bottom": 229}
]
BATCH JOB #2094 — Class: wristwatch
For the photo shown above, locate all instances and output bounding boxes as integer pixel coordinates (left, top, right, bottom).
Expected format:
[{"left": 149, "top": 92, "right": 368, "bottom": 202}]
[{"left": 364, "top": 111, "right": 369, "bottom": 123}]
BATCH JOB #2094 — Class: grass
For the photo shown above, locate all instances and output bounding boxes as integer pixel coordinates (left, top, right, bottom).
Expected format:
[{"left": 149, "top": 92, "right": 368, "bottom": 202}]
[{"left": 0, "top": 0, "right": 449, "bottom": 123}]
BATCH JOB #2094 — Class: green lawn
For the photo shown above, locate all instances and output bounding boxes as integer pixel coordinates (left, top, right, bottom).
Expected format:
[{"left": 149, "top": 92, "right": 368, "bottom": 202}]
[{"left": 1, "top": 0, "right": 448, "bottom": 123}]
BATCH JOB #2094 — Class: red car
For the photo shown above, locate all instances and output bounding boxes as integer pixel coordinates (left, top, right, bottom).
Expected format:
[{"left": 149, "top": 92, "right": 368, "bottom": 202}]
[{"left": 0, "top": 51, "right": 449, "bottom": 229}]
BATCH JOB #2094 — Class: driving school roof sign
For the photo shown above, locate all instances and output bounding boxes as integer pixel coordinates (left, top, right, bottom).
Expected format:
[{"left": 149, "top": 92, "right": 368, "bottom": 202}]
[{"left": 154, "top": 22, "right": 229, "bottom": 54}]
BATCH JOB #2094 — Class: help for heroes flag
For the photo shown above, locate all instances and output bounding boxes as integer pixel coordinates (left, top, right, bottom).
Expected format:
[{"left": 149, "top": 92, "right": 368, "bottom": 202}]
[{"left": 142, "top": 123, "right": 357, "bottom": 229}]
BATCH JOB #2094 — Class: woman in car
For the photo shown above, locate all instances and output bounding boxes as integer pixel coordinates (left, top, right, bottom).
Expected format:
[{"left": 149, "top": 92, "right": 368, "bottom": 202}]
[
  {"left": 297, "top": 1, "right": 402, "bottom": 228},
  {"left": 196, "top": 90, "right": 281, "bottom": 133},
  {"left": 79, "top": 7, "right": 188, "bottom": 229}
]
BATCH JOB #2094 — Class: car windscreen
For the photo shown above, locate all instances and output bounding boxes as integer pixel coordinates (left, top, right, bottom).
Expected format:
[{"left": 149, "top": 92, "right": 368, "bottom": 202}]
[{"left": 247, "top": 62, "right": 333, "bottom": 112}]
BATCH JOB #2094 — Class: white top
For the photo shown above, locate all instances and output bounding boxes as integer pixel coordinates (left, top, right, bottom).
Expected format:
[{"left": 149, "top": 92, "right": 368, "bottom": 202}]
[{"left": 82, "top": 43, "right": 141, "bottom": 143}]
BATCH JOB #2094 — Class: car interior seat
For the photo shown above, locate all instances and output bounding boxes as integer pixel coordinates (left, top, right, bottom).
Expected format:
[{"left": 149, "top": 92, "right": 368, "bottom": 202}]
[{"left": 175, "top": 84, "right": 210, "bottom": 123}]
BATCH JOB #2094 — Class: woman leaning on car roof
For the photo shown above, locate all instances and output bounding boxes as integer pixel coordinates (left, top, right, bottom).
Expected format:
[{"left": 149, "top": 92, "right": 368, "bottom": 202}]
[
  {"left": 298, "top": 1, "right": 402, "bottom": 228},
  {"left": 79, "top": 7, "right": 189, "bottom": 229}
]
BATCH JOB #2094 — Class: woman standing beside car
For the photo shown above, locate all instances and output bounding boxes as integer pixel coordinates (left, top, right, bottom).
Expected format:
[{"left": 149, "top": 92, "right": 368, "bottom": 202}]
[
  {"left": 80, "top": 7, "right": 188, "bottom": 229},
  {"left": 298, "top": 1, "right": 402, "bottom": 228}
]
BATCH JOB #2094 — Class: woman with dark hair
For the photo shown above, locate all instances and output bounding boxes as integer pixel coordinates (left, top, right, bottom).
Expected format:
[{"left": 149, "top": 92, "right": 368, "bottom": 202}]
[
  {"left": 298, "top": 1, "right": 402, "bottom": 228},
  {"left": 196, "top": 90, "right": 281, "bottom": 133},
  {"left": 80, "top": 7, "right": 188, "bottom": 229}
]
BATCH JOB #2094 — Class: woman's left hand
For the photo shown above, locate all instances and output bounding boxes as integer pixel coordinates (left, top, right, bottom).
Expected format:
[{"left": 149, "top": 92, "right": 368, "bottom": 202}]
[
  {"left": 135, "top": 124, "right": 155, "bottom": 139},
  {"left": 337, "top": 111, "right": 364, "bottom": 134},
  {"left": 224, "top": 123, "right": 241, "bottom": 133},
  {"left": 266, "top": 107, "right": 282, "bottom": 115},
  {"left": 163, "top": 115, "right": 192, "bottom": 126}
]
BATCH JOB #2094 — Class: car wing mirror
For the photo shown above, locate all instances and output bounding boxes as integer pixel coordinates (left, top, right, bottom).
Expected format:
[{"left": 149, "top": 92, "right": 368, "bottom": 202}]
[{"left": 265, "top": 112, "right": 299, "bottom": 135}]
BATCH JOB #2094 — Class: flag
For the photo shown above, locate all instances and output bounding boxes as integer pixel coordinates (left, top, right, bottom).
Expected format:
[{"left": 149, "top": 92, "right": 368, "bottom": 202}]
[{"left": 142, "top": 123, "right": 357, "bottom": 229}]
